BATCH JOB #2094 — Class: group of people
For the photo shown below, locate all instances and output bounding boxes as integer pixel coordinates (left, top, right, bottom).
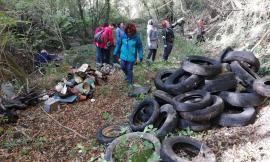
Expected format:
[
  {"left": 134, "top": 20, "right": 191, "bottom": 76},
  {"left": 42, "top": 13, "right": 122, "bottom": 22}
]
[{"left": 94, "top": 18, "right": 206, "bottom": 88}]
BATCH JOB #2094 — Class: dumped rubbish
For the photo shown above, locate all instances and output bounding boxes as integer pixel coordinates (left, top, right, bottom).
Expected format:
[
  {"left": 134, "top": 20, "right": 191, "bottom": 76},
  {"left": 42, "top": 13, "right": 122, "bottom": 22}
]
[
  {"left": 128, "top": 86, "right": 151, "bottom": 97},
  {"left": 43, "top": 63, "right": 108, "bottom": 113}
]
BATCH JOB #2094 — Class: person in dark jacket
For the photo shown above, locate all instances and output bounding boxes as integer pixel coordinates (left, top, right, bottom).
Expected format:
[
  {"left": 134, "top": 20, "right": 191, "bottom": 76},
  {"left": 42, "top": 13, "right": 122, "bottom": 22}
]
[
  {"left": 161, "top": 20, "right": 174, "bottom": 61},
  {"left": 114, "top": 23, "right": 143, "bottom": 88}
]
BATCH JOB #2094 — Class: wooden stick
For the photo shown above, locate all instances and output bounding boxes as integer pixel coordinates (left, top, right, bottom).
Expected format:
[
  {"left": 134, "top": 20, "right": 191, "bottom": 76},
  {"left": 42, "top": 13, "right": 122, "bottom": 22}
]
[{"left": 40, "top": 106, "right": 88, "bottom": 141}]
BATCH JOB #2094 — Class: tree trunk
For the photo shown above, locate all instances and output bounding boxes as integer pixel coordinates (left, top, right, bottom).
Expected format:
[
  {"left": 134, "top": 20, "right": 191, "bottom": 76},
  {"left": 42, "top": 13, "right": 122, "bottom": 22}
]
[
  {"left": 77, "top": 0, "right": 88, "bottom": 40},
  {"left": 105, "top": 0, "right": 110, "bottom": 23}
]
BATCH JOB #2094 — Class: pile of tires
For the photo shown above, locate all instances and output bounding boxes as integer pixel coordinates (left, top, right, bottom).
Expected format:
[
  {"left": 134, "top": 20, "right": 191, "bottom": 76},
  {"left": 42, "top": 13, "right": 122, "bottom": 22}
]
[{"left": 97, "top": 49, "right": 270, "bottom": 161}]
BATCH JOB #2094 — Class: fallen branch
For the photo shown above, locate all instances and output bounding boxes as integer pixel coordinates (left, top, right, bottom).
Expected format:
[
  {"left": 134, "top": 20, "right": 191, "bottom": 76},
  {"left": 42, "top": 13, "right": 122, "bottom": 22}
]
[
  {"left": 40, "top": 106, "right": 88, "bottom": 141},
  {"left": 251, "top": 29, "right": 270, "bottom": 52}
]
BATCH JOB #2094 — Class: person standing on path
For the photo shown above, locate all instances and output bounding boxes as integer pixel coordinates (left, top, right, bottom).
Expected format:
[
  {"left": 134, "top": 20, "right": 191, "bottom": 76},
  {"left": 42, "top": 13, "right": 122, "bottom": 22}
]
[
  {"left": 114, "top": 23, "right": 143, "bottom": 88},
  {"left": 161, "top": 20, "right": 174, "bottom": 61},
  {"left": 94, "top": 23, "right": 108, "bottom": 67},
  {"left": 114, "top": 22, "right": 125, "bottom": 64},
  {"left": 196, "top": 18, "right": 206, "bottom": 44},
  {"left": 101, "top": 23, "right": 115, "bottom": 64},
  {"left": 146, "top": 19, "right": 158, "bottom": 62}
]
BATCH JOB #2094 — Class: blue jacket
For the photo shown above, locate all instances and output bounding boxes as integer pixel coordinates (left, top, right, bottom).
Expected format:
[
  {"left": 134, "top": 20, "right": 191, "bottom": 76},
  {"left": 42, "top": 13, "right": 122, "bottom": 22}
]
[{"left": 114, "top": 33, "right": 143, "bottom": 62}]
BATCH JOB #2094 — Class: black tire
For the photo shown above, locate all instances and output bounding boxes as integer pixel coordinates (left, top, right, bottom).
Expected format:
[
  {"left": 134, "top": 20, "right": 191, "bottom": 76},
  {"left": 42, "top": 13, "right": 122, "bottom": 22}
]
[
  {"left": 129, "top": 98, "right": 160, "bottom": 131},
  {"left": 0, "top": 111, "right": 18, "bottom": 124},
  {"left": 178, "top": 118, "right": 211, "bottom": 132},
  {"left": 104, "top": 132, "right": 161, "bottom": 162},
  {"left": 219, "top": 91, "right": 265, "bottom": 107},
  {"left": 216, "top": 107, "right": 256, "bottom": 127},
  {"left": 173, "top": 90, "right": 212, "bottom": 112},
  {"left": 155, "top": 69, "right": 176, "bottom": 91},
  {"left": 159, "top": 68, "right": 204, "bottom": 95},
  {"left": 155, "top": 104, "right": 177, "bottom": 138},
  {"left": 161, "top": 136, "right": 216, "bottom": 162},
  {"left": 202, "top": 72, "right": 237, "bottom": 93},
  {"left": 181, "top": 55, "right": 221, "bottom": 76},
  {"left": 96, "top": 124, "right": 131, "bottom": 144},
  {"left": 222, "top": 50, "right": 260, "bottom": 72},
  {"left": 219, "top": 46, "right": 233, "bottom": 62},
  {"left": 253, "top": 76, "right": 270, "bottom": 97},
  {"left": 230, "top": 61, "right": 260, "bottom": 86},
  {"left": 153, "top": 90, "right": 175, "bottom": 106},
  {"left": 180, "top": 95, "right": 224, "bottom": 122}
]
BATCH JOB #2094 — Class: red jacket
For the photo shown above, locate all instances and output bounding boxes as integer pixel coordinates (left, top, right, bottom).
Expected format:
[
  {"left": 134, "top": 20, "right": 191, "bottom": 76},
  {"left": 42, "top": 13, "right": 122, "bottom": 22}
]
[
  {"left": 95, "top": 27, "right": 114, "bottom": 49},
  {"left": 94, "top": 26, "right": 103, "bottom": 47}
]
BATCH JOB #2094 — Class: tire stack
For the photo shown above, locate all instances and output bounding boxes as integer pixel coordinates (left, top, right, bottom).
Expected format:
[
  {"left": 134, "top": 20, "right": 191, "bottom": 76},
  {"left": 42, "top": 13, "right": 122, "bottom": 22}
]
[{"left": 98, "top": 49, "right": 270, "bottom": 161}]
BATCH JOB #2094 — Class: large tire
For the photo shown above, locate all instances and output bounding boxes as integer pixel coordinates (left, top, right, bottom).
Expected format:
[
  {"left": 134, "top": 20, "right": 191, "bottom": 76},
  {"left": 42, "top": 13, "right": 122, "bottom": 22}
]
[
  {"left": 173, "top": 90, "right": 212, "bottom": 112},
  {"left": 230, "top": 61, "right": 259, "bottom": 86},
  {"left": 161, "top": 136, "right": 216, "bottom": 162},
  {"left": 104, "top": 132, "right": 161, "bottom": 162},
  {"left": 218, "top": 46, "right": 233, "bottom": 62},
  {"left": 129, "top": 98, "right": 160, "bottom": 131},
  {"left": 153, "top": 90, "right": 175, "bottom": 106},
  {"left": 178, "top": 118, "right": 211, "bottom": 132},
  {"left": 180, "top": 95, "right": 224, "bottom": 122},
  {"left": 181, "top": 55, "right": 221, "bottom": 76},
  {"left": 253, "top": 76, "right": 270, "bottom": 97},
  {"left": 202, "top": 72, "right": 237, "bottom": 93},
  {"left": 163, "top": 68, "right": 203, "bottom": 95},
  {"left": 96, "top": 124, "right": 131, "bottom": 144},
  {"left": 154, "top": 69, "right": 176, "bottom": 91},
  {"left": 155, "top": 104, "right": 178, "bottom": 138},
  {"left": 216, "top": 107, "right": 256, "bottom": 127},
  {"left": 219, "top": 91, "right": 265, "bottom": 107},
  {"left": 222, "top": 50, "right": 260, "bottom": 72}
]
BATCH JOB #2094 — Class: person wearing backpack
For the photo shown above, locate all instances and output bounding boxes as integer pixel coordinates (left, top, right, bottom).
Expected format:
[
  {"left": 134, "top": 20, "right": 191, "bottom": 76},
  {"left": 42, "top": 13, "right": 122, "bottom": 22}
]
[
  {"left": 114, "top": 23, "right": 143, "bottom": 88},
  {"left": 94, "top": 23, "right": 108, "bottom": 66},
  {"left": 101, "top": 23, "right": 115, "bottom": 65},
  {"left": 161, "top": 20, "right": 174, "bottom": 61}
]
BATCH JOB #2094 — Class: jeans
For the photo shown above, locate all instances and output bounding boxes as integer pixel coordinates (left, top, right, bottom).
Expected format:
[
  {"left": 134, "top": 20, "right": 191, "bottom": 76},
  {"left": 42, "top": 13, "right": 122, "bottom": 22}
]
[
  {"left": 147, "top": 49, "right": 157, "bottom": 62},
  {"left": 101, "top": 48, "right": 112, "bottom": 64},
  {"left": 96, "top": 46, "right": 102, "bottom": 64},
  {"left": 163, "top": 43, "right": 173, "bottom": 61},
  {"left": 120, "top": 60, "right": 134, "bottom": 84}
]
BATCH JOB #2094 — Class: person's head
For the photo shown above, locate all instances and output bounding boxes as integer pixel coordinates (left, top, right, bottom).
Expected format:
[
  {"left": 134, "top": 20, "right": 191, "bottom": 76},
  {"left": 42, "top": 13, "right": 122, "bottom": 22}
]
[
  {"left": 148, "top": 19, "right": 154, "bottom": 26},
  {"left": 109, "top": 23, "right": 116, "bottom": 29},
  {"left": 124, "top": 23, "right": 137, "bottom": 37},
  {"left": 102, "top": 22, "right": 109, "bottom": 27},
  {"left": 161, "top": 20, "right": 169, "bottom": 28},
  {"left": 118, "top": 22, "right": 125, "bottom": 28}
]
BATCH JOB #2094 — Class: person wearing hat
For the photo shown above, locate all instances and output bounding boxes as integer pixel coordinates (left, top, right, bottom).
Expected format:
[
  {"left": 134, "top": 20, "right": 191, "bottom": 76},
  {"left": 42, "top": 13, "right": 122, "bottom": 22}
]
[{"left": 114, "top": 23, "right": 143, "bottom": 88}]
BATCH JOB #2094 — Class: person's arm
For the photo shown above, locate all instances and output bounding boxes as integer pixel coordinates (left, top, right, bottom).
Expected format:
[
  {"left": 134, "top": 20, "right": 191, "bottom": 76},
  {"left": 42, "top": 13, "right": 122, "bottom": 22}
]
[
  {"left": 108, "top": 29, "right": 114, "bottom": 45},
  {"left": 113, "top": 35, "right": 122, "bottom": 56},
  {"left": 136, "top": 36, "right": 143, "bottom": 62}
]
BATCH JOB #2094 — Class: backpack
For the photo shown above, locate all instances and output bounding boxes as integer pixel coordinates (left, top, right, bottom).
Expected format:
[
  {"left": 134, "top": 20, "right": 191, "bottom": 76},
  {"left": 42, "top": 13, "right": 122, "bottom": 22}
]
[{"left": 94, "top": 29, "right": 105, "bottom": 43}]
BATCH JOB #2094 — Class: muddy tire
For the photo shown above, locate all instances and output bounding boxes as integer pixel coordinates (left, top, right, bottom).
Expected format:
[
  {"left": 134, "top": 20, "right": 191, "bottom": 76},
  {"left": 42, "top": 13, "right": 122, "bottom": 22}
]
[
  {"left": 153, "top": 90, "right": 175, "bottom": 106},
  {"left": 253, "top": 76, "right": 270, "bottom": 97},
  {"left": 104, "top": 132, "right": 161, "bottom": 162},
  {"left": 181, "top": 55, "right": 221, "bottom": 76},
  {"left": 219, "top": 91, "right": 265, "bottom": 107},
  {"left": 216, "top": 107, "right": 256, "bottom": 127},
  {"left": 230, "top": 61, "right": 260, "bottom": 86},
  {"left": 173, "top": 90, "right": 212, "bottom": 112},
  {"left": 222, "top": 50, "right": 260, "bottom": 72},
  {"left": 155, "top": 104, "right": 178, "bottom": 138},
  {"left": 219, "top": 46, "right": 233, "bottom": 62},
  {"left": 178, "top": 118, "right": 211, "bottom": 132},
  {"left": 129, "top": 98, "right": 160, "bottom": 131},
  {"left": 202, "top": 72, "right": 237, "bottom": 93},
  {"left": 96, "top": 124, "right": 131, "bottom": 144},
  {"left": 180, "top": 95, "right": 224, "bottom": 122},
  {"left": 154, "top": 69, "right": 176, "bottom": 91},
  {"left": 161, "top": 136, "right": 216, "bottom": 162}
]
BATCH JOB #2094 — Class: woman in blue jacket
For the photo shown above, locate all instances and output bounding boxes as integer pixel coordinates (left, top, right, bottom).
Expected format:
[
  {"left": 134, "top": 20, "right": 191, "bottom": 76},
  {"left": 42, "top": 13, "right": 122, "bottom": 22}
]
[{"left": 114, "top": 23, "right": 143, "bottom": 88}]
